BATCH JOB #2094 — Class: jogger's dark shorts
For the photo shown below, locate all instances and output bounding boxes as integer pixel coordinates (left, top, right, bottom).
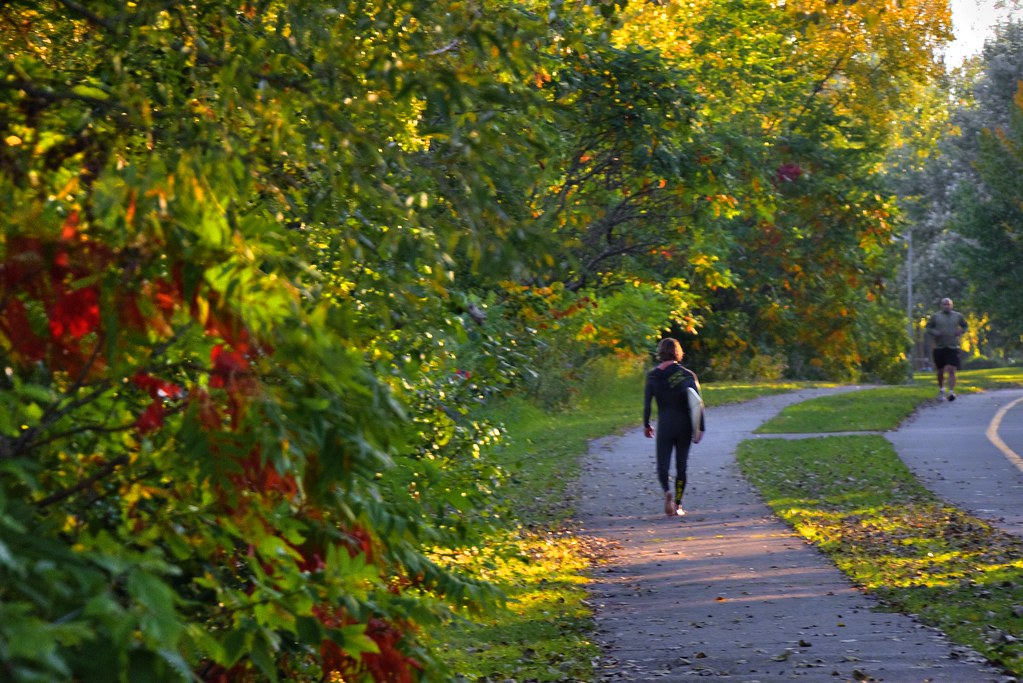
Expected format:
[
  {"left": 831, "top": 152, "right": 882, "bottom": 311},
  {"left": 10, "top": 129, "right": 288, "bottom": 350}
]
[{"left": 933, "top": 347, "right": 961, "bottom": 370}]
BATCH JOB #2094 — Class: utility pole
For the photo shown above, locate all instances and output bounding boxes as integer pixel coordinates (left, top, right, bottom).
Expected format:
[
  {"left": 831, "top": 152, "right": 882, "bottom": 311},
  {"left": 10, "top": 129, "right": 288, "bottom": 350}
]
[{"left": 907, "top": 229, "right": 914, "bottom": 378}]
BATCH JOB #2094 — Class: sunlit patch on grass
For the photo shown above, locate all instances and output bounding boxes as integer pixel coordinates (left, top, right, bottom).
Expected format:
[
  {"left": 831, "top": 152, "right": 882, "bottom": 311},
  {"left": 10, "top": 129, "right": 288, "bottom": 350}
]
[
  {"left": 430, "top": 529, "right": 602, "bottom": 681},
  {"left": 932, "top": 367, "right": 1023, "bottom": 390}
]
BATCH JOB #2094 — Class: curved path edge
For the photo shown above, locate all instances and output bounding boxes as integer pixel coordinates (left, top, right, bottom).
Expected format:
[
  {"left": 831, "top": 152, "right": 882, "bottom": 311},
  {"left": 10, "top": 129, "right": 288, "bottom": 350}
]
[{"left": 887, "top": 388, "right": 1023, "bottom": 537}]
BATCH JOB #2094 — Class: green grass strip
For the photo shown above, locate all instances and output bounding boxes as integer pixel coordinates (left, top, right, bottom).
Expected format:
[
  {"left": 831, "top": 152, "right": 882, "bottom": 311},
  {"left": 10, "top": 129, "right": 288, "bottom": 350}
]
[
  {"left": 920, "top": 366, "right": 1023, "bottom": 390},
  {"left": 757, "top": 368, "right": 1023, "bottom": 434},
  {"left": 704, "top": 380, "right": 836, "bottom": 407},
  {"left": 755, "top": 385, "right": 938, "bottom": 433},
  {"left": 738, "top": 435, "right": 1023, "bottom": 675}
]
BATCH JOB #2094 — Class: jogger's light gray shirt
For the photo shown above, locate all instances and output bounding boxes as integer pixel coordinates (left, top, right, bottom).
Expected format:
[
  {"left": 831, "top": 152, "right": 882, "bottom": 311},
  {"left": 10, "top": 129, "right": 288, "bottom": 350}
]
[{"left": 926, "top": 310, "right": 967, "bottom": 348}]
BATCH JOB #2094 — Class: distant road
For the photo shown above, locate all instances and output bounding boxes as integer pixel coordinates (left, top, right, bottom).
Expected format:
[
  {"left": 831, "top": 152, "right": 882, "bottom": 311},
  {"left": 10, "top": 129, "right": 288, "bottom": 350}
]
[{"left": 887, "top": 388, "right": 1023, "bottom": 536}]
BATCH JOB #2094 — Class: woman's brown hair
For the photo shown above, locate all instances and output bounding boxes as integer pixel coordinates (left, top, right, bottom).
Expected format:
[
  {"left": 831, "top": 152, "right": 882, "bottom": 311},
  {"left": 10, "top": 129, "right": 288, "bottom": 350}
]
[{"left": 656, "top": 338, "right": 683, "bottom": 363}]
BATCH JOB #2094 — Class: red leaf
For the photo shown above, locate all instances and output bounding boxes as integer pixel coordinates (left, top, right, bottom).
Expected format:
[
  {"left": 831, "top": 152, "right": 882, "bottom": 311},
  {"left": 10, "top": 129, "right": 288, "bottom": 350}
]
[
  {"left": 211, "top": 344, "right": 249, "bottom": 378},
  {"left": 189, "top": 388, "right": 222, "bottom": 429},
  {"left": 153, "top": 278, "right": 180, "bottom": 313},
  {"left": 775, "top": 162, "right": 803, "bottom": 184},
  {"left": 132, "top": 372, "right": 183, "bottom": 400},
  {"left": 135, "top": 400, "right": 165, "bottom": 434},
  {"left": 231, "top": 450, "right": 298, "bottom": 498},
  {"left": 48, "top": 286, "right": 100, "bottom": 339},
  {"left": 60, "top": 210, "right": 79, "bottom": 240}
]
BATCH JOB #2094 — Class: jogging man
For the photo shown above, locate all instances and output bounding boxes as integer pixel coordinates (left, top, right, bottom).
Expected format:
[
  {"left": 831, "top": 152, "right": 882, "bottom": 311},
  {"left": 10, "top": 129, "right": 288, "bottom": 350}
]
[{"left": 925, "top": 297, "right": 968, "bottom": 401}]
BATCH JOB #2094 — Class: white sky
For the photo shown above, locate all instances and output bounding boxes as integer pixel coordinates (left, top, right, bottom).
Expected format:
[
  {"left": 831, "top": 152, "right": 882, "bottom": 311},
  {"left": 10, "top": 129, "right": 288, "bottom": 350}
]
[{"left": 945, "top": 0, "right": 1021, "bottom": 65}]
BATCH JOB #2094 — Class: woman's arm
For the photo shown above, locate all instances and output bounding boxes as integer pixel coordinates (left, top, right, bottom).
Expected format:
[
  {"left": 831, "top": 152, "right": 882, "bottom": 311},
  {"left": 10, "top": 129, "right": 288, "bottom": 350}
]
[{"left": 643, "top": 375, "right": 655, "bottom": 436}]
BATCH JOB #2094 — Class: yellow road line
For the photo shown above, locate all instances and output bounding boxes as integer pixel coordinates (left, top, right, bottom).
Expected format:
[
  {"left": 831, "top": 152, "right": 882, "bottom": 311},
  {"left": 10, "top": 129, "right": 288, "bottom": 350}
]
[{"left": 986, "top": 395, "right": 1023, "bottom": 474}]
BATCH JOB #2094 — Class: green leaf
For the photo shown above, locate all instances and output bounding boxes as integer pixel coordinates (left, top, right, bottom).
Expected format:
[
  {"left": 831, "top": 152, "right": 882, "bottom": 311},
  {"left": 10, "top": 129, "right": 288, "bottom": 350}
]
[
  {"left": 222, "top": 628, "right": 249, "bottom": 666},
  {"left": 249, "top": 637, "right": 279, "bottom": 682},
  {"left": 71, "top": 84, "right": 109, "bottom": 100},
  {"left": 333, "top": 624, "right": 380, "bottom": 656},
  {"left": 295, "top": 615, "right": 323, "bottom": 644},
  {"left": 126, "top": 570, "right": 183, "bottom": 644}
]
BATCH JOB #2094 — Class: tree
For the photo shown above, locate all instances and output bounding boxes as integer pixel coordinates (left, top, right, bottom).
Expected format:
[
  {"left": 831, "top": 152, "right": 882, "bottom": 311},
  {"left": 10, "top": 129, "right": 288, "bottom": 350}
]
[
  {"left": 897, "top": 19, "right": 1023, "bottom": 357},
  {"left": 954, "top": 26, "right": 1023, "bottom": 343},
  {"left": 0, "top": 1, "right": 565, "bottom": 680},
  {"left": 607, "top": 0, "right": 949, "bottom": 380}
]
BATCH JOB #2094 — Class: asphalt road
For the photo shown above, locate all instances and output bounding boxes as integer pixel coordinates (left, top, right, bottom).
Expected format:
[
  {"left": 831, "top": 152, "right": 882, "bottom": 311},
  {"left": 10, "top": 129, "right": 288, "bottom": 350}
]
[{"left": 888, "top": 388, "right": 1023, "bottom": 536}]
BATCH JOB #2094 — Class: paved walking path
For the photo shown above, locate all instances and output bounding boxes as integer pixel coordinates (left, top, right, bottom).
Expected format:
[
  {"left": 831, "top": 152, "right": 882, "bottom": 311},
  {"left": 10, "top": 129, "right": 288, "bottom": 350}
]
[
  {"left": 887, "top": 388, "right": 1023, "bottom": 536},
  {"left": 577, "top": 387, "right": 1017, "bottom": 682}
]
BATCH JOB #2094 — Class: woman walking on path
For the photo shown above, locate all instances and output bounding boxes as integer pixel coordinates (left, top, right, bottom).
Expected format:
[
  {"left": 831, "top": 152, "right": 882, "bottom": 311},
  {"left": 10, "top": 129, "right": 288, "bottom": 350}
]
[{"left": 643, "top": 338, "right": 705, "bottom": 516}]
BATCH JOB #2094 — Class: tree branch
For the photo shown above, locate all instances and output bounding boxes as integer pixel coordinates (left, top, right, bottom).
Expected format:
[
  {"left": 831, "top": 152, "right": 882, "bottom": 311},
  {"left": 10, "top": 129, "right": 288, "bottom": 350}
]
[
  {"left": 56, "top": 0, "right": 116, "bottom": 32},
  {"left": 35, "top": 455, "right": 129, "bottom": 508}
]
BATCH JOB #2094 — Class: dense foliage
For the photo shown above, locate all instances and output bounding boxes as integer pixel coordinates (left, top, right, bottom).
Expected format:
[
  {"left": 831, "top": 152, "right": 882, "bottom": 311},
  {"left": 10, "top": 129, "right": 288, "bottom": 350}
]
[
  {"left": 952, "top": 22, "right": 1023, "bottom": 349},
  {"left": 0, "top": 0, "right": 958, "bottom": 680},
  {"left": 0, "top": 1, "right": 553, "bottom": 680},
  {"left": 610, "top": 0, "right": 950, "bottom": 381},
  {"left": 893, "top": 18, "right": 1023, "bottom": 359}
]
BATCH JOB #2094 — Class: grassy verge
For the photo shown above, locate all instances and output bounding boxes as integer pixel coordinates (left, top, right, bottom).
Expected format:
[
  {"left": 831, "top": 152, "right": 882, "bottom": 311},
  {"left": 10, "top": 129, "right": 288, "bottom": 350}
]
[
  {"left": 758, "top": 367, "right": 1023, "bottom": 434},
  {"left": 702, "top": 380, "right": 836, "bottom": 406},
  {"left": 920, "top": 366, "right": 1023, "bottom": 390},
  {"left": 755, "top": 385, "right": 937, "bottom": 433},
  {"left": 738, "top": 368, "right": 1023, "bottom": 676},
  {"left": 737, "top": 436, "right": 1023, "bottom": 675},
  {"left": 432, "top": 360, "right": 822, "bottom": 681},
  {"left": 431, "top": 362, "right": 643, "bottom": 681}
]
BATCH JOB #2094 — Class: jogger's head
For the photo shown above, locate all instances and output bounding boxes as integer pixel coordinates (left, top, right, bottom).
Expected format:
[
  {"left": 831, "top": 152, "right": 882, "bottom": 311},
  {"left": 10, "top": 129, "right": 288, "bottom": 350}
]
[{"left": 657, "top": 338, "right": 684, "bottom": 363}]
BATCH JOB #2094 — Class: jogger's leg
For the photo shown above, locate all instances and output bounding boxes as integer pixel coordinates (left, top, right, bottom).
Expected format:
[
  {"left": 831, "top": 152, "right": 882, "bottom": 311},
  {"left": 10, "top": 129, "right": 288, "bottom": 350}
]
[
  {"left": 674, "top": 477, "right": 686, "bottom": 506},
  {"left": 674, "top": 435, "right": 691, "bottom": 508}
]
